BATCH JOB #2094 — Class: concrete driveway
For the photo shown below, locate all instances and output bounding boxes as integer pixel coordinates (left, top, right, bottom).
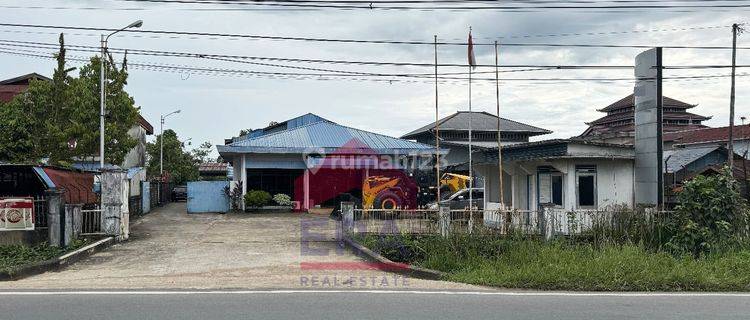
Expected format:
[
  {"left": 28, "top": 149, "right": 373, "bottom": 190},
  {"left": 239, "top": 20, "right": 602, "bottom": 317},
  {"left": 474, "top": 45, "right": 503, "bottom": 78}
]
[{"left": 0, "top": 203, "right": 481, "bottom": 290}]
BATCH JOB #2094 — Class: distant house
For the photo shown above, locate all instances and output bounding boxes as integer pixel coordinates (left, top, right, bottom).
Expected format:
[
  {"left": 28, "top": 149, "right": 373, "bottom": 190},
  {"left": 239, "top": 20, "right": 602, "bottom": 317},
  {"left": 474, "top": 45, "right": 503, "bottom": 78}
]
[
  {"left": 664, "top": 124, "right": 750, "bottom": 155},
  {"left": 400, "top": 111, "right": 551, "bottom": 170},
  {"left": 475, "top": 139, "right": 635, "bottom": 210},
  {"left": 199, "top": 162, "right": 229, "bottom": 180},
  {"left": 0, "top": 73, "right": 50, "bottom": 103},
  {"left": 580, "top": 94, "right": 711, "bottom": 145},
  {"left": 0, "top": 73, "right": 154, "bottom": 170},
  {"left": 218, "top": 113, "right": 436, "bottom": 210}
]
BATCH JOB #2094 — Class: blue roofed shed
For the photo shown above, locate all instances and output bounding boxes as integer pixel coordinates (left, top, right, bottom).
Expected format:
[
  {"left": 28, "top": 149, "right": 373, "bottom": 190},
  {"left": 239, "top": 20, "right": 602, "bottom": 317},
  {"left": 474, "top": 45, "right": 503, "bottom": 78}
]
[{"left": 217, "top": 114, "right": 440, "bottom": 211}]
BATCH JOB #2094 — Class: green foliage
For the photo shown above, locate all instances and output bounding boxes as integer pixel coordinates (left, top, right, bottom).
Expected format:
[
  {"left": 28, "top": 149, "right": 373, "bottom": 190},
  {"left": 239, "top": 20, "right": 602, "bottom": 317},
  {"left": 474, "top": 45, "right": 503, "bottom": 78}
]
[
  {"left": 355, "top": 234, "right": 750, "bottom": 291},
  {"left": 191, "top": 141, "right": 215, "bottom": 164},
  {"left": 145, "top": 129, "right": 199, "bottom": 185},
  {"left": 273, "top": 193, "right": 293, "bottom": 206},
  {"left": 0, "top": 34, "right": 138, "bottom": 165},
  {"left": 667, "top": 167, "right": 750, "bottom": 257},
  {"left": 244, "top": 190, "right": 271, "bottom": 208},
  {"left": 0, "top": 239, "right": 88, "bottom": 272}
]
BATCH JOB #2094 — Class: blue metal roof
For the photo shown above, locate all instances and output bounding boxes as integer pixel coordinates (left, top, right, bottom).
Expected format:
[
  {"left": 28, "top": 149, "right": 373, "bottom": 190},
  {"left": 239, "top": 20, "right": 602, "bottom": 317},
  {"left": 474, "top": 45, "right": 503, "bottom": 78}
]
[
  {"left": 246, "top": 113, "right": 327, "bottom": 139},
  {"left": 218, "top": 119, "right": 438, "bottom": 155}
]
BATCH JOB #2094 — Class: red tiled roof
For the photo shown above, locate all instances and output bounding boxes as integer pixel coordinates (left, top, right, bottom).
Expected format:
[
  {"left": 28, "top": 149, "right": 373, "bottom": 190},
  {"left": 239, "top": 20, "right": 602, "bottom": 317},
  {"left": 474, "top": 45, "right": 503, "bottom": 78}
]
[
  {"left": 42, "top": 168, "right": 97, "bottom": 205},
  {"left": 665, "top": 124, "right": 750, "bottom": 145},
  {"left": 597, "top": 94, "right": 695, "bottom": 112}
]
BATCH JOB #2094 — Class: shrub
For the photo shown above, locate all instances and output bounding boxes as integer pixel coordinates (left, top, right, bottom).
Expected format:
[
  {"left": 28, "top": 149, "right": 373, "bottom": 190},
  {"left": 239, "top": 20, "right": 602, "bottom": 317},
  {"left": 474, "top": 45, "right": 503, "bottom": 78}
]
[
  {"left": 667, "top": 166, "right": 750, "bottom": 257},
  {"left": 273, "top": 193, "right": 293, "bottom": 206},
  {"left": 244, "top": 190, "right": 271, "bottom": 208}
]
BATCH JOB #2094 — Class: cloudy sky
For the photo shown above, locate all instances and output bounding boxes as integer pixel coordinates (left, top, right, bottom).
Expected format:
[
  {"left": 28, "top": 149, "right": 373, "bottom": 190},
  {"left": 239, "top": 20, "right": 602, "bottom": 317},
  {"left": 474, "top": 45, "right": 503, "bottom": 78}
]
[{"left": 1, "top": 1, "right": 748, "bottom": 157}]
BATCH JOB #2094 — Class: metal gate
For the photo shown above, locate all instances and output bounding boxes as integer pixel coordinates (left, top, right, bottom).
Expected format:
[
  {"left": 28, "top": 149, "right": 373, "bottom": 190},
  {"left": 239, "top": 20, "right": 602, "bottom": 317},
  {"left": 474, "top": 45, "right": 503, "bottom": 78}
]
[{"left": 187, "top": 181, "right": 230, "bottom": 213}]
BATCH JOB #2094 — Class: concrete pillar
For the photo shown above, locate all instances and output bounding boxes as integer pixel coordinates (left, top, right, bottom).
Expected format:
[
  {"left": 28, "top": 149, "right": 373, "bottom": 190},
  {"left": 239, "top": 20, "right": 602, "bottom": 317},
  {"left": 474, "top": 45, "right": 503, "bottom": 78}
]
[
  {"left": 101, "top": 169, "right": 126, "bottom": 241},
  {"left": 240, "top": 154, "right": 247, "bottom": 211},
  {"left": 439, "top": 206, "right": 451, "bottom": 237},
  {"left": 46, "top": 190, "right": 64, "bottom": 247},
  {"left": 65, "top": 204, "right": 82, "bottom": 242},
  {"left": 341, "top": 202, "right": 354, "bottom": 237}
]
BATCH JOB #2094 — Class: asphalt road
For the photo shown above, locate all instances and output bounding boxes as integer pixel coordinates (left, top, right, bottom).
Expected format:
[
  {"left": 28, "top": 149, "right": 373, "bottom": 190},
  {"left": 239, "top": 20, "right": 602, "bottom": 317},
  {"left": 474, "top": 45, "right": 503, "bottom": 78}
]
[{"left": 1, "top": 290, "right": 749, "bottom": 320}]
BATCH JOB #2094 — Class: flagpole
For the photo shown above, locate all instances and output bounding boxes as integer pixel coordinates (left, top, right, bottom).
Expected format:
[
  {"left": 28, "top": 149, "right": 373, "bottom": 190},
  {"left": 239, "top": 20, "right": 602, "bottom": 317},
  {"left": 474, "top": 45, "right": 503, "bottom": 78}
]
[
  {"left": 434, "top": 35, "right": 441, "bottom": 204},
  {"left": 468, "top": 27, "right": 474, "bottom": 230},
  {"left": 495, "top": 41, "right": 503, "bottom": 207}
]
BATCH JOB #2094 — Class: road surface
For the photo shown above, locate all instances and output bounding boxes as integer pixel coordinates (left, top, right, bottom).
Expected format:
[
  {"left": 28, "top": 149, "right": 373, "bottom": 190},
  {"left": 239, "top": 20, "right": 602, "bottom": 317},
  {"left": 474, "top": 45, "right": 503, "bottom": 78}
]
[{"left": 1, "top": 290, "right": 749, "bottom": 319}]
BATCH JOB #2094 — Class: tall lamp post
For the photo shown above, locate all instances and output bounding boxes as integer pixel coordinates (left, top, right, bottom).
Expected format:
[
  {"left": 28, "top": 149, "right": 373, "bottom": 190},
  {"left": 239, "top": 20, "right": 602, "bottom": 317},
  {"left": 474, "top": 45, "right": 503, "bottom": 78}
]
[
  {"left": 160, "top": 110, "right": 181, "bottom": 177},
  {"left": 100, "top": 20, "right": 143, "bottom": 169}
]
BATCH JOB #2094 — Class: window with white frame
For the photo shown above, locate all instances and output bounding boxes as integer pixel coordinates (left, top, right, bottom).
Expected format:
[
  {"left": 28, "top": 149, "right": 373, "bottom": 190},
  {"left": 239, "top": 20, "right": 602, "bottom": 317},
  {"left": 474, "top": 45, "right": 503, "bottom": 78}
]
[{"left": 576, "top": 165, "right": 597, "bottom": 209}]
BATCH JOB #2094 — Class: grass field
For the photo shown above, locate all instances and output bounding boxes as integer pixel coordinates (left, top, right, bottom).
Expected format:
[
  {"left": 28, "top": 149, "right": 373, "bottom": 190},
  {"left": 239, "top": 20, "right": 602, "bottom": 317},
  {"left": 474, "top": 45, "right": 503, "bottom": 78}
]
[{"left": 355, "top": 234, "right": 750, "bottom": 291}]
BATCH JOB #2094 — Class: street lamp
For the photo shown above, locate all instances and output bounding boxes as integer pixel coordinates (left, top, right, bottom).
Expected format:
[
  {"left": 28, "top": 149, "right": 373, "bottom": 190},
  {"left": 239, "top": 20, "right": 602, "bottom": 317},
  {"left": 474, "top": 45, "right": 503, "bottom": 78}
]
[
  {"left": 160, "top": 109, "right": 181, "bottom": 176},
  {"left": 100, "top": 20, "right": 143, "bottom": 169}
]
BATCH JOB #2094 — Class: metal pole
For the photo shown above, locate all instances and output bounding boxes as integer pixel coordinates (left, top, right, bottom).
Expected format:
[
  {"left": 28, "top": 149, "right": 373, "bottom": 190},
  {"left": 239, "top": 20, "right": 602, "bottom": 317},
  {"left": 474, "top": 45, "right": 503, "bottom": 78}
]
[
  {"left": 160, "top": 115, "right": 164, "bottom": 175},
  {"left": 495, "top": 41, "right": 503, "bottom": 206},
  {"left": 99, "top": 35, "right": 106, "bottom": 169},
  {"left": 729, "top": 23, "right": 740, "bottom": 170},
  {"left": 434, "top": 35, "right": 441, "bottom": 203},
  {"left": 468, "top": 54, "right": 473, "bottom": 217}
]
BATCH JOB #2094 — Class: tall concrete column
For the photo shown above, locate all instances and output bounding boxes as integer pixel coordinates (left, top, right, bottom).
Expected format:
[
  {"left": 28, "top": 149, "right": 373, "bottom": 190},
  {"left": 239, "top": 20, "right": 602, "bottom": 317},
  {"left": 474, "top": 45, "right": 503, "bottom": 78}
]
[
  {"left": 101, "top": 169, "right": 126, "bottom": 240},
  {"left": 67, "top": 204, "right": 82, "bottom": 241},
  {"left": 240, "top": 154, "right": 247, "bottom": 211},
  {"left": 46, "top": 190, "right": 64, "bottom": 247}
]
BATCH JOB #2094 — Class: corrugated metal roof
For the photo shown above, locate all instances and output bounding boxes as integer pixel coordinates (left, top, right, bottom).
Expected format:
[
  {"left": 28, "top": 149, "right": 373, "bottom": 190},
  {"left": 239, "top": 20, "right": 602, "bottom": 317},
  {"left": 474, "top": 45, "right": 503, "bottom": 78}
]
[
  {"left": 218, "top": 120, "right": 436, "bottom": 154},
  {"left": 663, "top": 146, "right": 721, "bottom": 173},
  {"left": 401, "top": 111, "right": 551, "bottom": 139}
]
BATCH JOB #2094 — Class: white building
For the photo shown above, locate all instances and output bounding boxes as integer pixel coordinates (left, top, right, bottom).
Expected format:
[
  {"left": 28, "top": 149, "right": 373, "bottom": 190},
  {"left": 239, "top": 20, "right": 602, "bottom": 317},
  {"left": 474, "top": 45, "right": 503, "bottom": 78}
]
[{"left": 475, "top": 139, "right": 635, "bottom": 211}]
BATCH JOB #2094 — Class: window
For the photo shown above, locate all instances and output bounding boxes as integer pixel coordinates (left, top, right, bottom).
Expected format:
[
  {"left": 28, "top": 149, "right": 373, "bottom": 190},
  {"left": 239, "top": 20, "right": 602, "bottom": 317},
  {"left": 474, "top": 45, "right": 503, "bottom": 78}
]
[
  {"left": 576, "top": 165, "right": 597, "bottom": 209},
  {"left": 538, "top": 167, "right": 564, "bottom": 207}
]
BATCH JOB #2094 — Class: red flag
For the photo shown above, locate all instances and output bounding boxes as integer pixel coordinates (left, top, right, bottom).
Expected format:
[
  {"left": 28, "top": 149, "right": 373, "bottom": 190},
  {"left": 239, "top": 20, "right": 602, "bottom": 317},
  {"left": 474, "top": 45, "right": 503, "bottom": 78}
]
[{"left": 468, "top": 30, "right": 476, "bottom": 69}]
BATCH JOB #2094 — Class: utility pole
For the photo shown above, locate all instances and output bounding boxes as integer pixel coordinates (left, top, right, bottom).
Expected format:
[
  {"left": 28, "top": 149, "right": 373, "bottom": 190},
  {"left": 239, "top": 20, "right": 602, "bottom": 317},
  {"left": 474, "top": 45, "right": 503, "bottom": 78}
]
[
  {"left": 434, "top": 35, "right": 441, "bottom": 203},
  {"left": 729, "top": 23, "right": 744, "bottom": 169},
  {"left": 99, "top": 20, "right": 143, "bottom": 169},
  {"left": 160, "top": 109, "right": 181, "bottom": 177}
]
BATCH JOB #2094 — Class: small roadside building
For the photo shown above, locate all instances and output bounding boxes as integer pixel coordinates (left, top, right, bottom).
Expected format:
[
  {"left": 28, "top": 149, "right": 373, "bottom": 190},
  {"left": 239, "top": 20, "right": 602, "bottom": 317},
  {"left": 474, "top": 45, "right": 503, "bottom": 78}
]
[
  {"left": 218, "top": 114, "right": 437, "bottom": 210},
  {"left": 475, "top": 139, "right": 635, "bottom": 211}
]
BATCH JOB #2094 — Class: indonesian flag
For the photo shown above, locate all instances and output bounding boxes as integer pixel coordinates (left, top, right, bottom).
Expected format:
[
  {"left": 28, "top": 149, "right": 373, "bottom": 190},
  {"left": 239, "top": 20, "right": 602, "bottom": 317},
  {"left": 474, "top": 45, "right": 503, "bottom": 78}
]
[{"left": 468, "top": 30, "right": 476, "bottom": 69}]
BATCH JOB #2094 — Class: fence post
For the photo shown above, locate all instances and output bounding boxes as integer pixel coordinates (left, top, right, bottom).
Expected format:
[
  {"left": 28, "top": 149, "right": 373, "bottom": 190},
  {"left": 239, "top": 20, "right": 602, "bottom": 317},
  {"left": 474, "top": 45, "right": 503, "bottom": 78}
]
[
  {"left": 542, "top": 205, "right": 555, "bottom": 241},
  {"left": 45, "top": 190, "right": 64, "bottom": 247},
  {"left": 65, "top": 204, "right": 82, "bottom": 242},
  {"left": 101, "top": 169, "right": 126, "bottom": 241},
  {"left": 341, "top": 202, "right": 354, "bottom": 238},
  {"left": 439, "top": 206, "right": 451, "bottom": 237}
]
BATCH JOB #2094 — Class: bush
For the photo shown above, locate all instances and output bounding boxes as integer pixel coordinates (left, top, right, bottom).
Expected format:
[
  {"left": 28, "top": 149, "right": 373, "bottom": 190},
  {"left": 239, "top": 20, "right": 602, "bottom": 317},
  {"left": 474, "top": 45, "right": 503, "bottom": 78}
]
[
  {"left": 273, "top": 193, "right": 293, "bottom": 206},
  {"left": 244, "top": 190, "right": 271, "bottom": 208},
  {"left": 667, "top": 167, "right": 750, "bottom": 257}
]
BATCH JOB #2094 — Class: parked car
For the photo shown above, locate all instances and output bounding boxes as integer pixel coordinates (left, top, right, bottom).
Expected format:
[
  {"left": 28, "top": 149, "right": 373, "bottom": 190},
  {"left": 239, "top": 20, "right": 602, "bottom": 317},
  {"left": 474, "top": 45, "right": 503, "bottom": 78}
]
[
  {"left": 428, "top": 188, "right": 484, "bottom": 210},
  {"left": 172, "top": 186, "right": 187, "bottom": 202}
]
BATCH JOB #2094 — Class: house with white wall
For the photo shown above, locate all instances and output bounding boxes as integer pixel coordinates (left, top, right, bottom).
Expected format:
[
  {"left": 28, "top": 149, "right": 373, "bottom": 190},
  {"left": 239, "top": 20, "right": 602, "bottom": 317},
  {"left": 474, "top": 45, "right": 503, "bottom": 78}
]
[{"left": 475, "top": 139, "right": 635, "bottom": 211}]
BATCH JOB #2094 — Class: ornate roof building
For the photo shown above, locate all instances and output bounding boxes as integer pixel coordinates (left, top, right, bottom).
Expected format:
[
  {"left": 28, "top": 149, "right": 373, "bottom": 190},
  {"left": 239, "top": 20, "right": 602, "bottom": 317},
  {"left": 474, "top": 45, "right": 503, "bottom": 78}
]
[{"left": 580, "top": 94, "right": 711, "bottom": 144}]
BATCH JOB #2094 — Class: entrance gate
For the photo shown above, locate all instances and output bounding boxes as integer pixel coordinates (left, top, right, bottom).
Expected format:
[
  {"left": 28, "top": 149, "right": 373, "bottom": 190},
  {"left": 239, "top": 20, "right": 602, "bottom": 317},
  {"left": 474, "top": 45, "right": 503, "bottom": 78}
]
[{"left": 187, "top": 181, "right": 230, "bottom": 213}]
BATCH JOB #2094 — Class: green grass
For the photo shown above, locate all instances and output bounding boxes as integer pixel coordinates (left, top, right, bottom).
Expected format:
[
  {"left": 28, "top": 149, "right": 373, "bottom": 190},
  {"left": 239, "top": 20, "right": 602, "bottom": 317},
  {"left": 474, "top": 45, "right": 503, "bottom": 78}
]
[
  {"left": 354, "top": 234, "right": 750, "bottom": 291},
  {"left": 0, "top": 239, "right": 89, "bottom": 273}
]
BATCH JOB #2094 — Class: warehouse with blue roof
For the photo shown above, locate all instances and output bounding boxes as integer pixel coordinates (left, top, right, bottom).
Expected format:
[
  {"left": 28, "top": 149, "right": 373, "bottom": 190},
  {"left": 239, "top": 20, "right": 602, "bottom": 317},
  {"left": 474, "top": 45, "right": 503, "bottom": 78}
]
[{"left": 217, "top": 113, "right": 440, "bottom": 211}]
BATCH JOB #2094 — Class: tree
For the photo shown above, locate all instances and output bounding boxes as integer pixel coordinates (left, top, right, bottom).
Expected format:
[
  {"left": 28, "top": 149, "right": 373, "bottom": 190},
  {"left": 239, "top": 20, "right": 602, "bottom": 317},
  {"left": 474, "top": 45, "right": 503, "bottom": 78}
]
[
  {"left": 0, "top": 33, "right": 139, "bottom": 166},
  {"left": 146, "top": 129, "right": 199, "bottom": 185},
  {"left": 191, "top": 141, "right": 215, "bottom": 164}
]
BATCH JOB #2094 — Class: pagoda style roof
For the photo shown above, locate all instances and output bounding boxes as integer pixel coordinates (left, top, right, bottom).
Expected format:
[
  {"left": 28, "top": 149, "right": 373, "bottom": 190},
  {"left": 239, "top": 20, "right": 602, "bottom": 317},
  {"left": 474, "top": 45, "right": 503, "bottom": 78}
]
[
  {"left": 401, "top": 111, "right": 551, "bottom": 139},
  {"left": 586, "top": 111, "right": 711, "bottom": 126},
  {"left": 597, "top": 94, "right": 696, "bottom": 113}
]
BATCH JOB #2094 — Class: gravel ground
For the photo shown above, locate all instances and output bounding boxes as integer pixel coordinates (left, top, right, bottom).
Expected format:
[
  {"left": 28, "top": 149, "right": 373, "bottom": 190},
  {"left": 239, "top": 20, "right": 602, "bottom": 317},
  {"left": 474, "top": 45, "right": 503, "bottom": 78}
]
[{"left": 0, "top": 203, "right": 484, "bottom": 290}]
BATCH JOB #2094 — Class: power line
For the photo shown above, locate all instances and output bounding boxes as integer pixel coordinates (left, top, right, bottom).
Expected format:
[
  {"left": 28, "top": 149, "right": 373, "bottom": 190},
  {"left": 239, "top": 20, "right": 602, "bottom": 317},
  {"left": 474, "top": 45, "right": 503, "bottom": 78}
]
[
  {"left": 0, "top": 46, "right": 746, "bottom": 84},
  {"left": 3, "top": 38, "right": 750, "bottom": 72},
  {"left": 0, "top": 22, "right": 748, "bottom": 49}
]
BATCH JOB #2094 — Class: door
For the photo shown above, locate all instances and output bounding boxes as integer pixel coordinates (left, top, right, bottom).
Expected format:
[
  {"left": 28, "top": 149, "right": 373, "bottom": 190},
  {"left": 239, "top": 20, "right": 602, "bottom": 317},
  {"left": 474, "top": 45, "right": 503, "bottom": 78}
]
[{"left": 187, "top": 181, "right": 230, "bottom": 213}]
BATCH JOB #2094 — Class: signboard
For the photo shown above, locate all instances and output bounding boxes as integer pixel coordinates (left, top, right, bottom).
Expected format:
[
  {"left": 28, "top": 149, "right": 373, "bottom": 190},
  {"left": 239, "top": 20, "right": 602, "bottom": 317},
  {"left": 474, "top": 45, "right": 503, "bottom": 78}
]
[
  {"left": 0, "top": 198, "right": 35, "bottom": 231},
  {"left": 633, "top": 48, "right": 664, "bottom": 206}
]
